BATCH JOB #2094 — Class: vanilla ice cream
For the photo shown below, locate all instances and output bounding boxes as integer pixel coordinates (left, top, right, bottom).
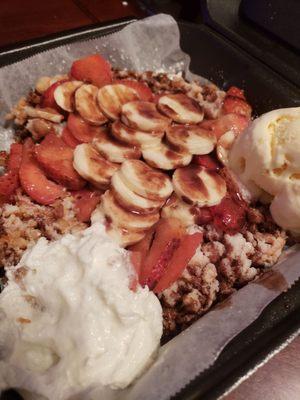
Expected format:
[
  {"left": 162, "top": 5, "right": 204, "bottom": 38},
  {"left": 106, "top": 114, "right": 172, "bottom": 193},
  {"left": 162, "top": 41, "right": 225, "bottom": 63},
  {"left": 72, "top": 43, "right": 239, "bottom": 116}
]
[
  {"left": 229, "top": 107, "right": 300, "bottom": 232},
  {"left": 0, "top": 223, "right": 162, "bottom": 400}
]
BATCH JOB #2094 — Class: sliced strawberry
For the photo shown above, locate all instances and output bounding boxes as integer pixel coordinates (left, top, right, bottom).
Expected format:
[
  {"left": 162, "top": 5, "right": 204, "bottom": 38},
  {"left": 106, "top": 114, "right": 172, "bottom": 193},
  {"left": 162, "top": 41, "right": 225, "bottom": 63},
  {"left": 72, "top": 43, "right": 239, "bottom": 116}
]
[
  {"left": 114, "top": 79, "right": 154, "bottom": 102},
  {"left": 35, "top": 133, "right": 85, "bottom": 190},
  {"left": 193, "top": 154, "right": 220, "bottom": 171},
  {"left": 67, "top": 113, "right": 103, "bottom": 143},
  {"left": 40, "top": 79, "right": 69, "bottom": 110},
  {"left": 0, "top": 143, "right": 23, "bottom": 203},
  {"left": 128, "top": 229, "right": 154, "bottom": 260},
  {"left": 226, "top": 86, "right": 246, "bottom": 100},
  {"left": 210, "top": 196, "right": 246, "bottom": 233},
  {"left": 191, "top": 206, "right": 213, "bottom": 225},
  {"left": 153, "top": 232, "right": 203, "bottom": 293},
  {"left": 19, "top": 138, "right": 64, "bottom": 205},
  {"left": 61, "top": 126, "right": 81, "bottom": 148},
  {"left": 223, "top": 96, "right": 252, "bottom": 119},
  {"left": 140, "top": 218, "right": 185, "bottom": 289},
  {"left": 200, "top": 113, "right": 249, "bottom": 139},
  {"left": 153, "top": 93, "right": 163, "bottom": 103},
  {"left": 70, "top": 54, "right": 112, "bottom": 88},
  {"left": 0, "top": 171, "right": 19, "bottom": 203},
  {"left": 72, "top": 188, "right": 102, "bottom": 222},
  {"left": 7, "top": 143, "right": 23, "bottom": 172}
]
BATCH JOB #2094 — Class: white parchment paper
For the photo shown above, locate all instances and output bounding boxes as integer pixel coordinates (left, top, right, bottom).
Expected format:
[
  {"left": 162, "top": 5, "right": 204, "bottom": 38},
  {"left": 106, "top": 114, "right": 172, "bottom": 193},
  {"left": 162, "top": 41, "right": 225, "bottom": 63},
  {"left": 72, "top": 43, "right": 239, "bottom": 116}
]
[{"left": 1, "top": 14, "right": 300, "bottom": 400}]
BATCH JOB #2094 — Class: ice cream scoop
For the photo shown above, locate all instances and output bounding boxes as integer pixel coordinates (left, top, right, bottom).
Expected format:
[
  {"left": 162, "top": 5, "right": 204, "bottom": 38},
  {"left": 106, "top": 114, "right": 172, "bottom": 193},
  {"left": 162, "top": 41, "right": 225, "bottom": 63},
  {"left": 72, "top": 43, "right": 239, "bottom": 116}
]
[
  {"left": 229, "top": 107, "right": 300, "bottom": 232},
  {"left": 230, "top": 107, "right": 300, "bottom": 197}
]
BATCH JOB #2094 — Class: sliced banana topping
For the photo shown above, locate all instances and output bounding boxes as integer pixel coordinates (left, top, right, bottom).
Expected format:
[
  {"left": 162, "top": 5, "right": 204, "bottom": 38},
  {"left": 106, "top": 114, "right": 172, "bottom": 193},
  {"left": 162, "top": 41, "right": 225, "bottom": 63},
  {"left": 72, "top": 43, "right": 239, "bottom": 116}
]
[
  {"left": 75, "top": 84, "right": 107, "bottom": 125},
  {"left": 73, "top": 143, "right": 118, "bottom": 189},
  {"left": 24, "top": 106, "right": 64, "bottom": 123},
  {"left": 101, "top": 190, "right": 160, "bottom": 231},
  {"left": 166, "top": 124, "right": 216, "bottom": 155},
  {"left": 173, "top": 165, "right": 226, "bottom": 207},
  {"left": 111, "top": 120, "right": 163, "bottom": 149},
  {"left": 120, "top": 160, "right": 173, "bottom": 200},
  {"left": 53, "top": 80, "right": 83, "bottom": 112},
  {"left": 161, "top": 194, "right": 196, "bottom": 227},
  {"left": 142, "top": 141, "right": 192, "bottom": 170},
  {"left": 35, "top": 74, "right": 68, "bottom": 94},
  {"left": 105, "top": 224, "right": 146, "bottom": 247},
  {"left": 26, "top": 118, "right": 59, "bottom": 140},
  {"left": 111, "top": 170, "right": 164, "bottom": 214},
  {"left": 158, "top": 94, "right": 204, "bottom": 124},
  {"left": 216, "top": 130, "right": 236, "bottom": 166},
  {"left": 121, "top": 101, "right": 170, "bottom": 132},
  {"left": 93, "top": 129, "right": 141, "bottom": 163},
  {"left": 97, "top": 84, "right": 139, "bottom": 120}
]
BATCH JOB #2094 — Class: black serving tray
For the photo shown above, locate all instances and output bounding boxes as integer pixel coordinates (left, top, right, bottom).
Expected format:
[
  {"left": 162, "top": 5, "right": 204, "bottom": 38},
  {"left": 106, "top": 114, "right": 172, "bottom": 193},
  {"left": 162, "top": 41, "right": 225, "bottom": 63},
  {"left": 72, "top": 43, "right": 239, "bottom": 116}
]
[
  {"left": 1, "top": 17, "right": 300, "bottom": 400},
  {"left": 201, "top": 0, "right": 300, "bottom": 88}
]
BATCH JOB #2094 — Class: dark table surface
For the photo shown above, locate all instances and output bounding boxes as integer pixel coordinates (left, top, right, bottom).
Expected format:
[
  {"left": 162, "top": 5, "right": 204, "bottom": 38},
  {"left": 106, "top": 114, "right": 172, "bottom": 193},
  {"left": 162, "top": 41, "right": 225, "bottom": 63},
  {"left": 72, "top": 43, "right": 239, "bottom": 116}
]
[{"left": 0, "top": 1, "right": 299, "bottom": 399}]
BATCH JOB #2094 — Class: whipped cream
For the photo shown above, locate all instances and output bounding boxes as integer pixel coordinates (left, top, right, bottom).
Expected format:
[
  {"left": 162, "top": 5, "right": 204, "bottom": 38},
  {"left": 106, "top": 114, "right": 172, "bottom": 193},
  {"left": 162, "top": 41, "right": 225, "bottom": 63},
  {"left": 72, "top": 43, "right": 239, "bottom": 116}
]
[{"left": 0, "top": 223, "right": 162, "bottom": 400}]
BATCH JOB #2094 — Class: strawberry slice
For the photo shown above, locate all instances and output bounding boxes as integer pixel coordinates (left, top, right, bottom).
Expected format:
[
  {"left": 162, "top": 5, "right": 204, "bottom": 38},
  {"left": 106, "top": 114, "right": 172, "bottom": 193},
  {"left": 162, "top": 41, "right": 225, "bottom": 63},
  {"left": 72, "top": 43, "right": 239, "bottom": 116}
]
[
  {"left": 7, "top": 143, "right": 23, "bottom": 172},
  {"left": 226, "top": 86, "right": 246, "bottom": 100},
  {"left": 193, "top": 154, "right": 220, "bottom": 171},
  {"left": 140, "top": 218, "right": 185, "bottom": 289},
  {"left": 114, "top": 79, "right": 154, "bottom": 102},
  {"left": 19, "top": 138, "right": 64, "bottom": 205},
  {"left": 223, "top": 97, "right": 252, "bottom": 119},
  {"left": 70, "top": 54, "right": 112, "bottom": 88},
  {"left": 222, "top": 86, "right": 252, "bottom": 119},
  {"left": 128, "top": 229, "right": 154, "bottom": 261},
  {"left": 0, "top": 143, "right": 23, "bottom": 203},
  {"left": 200, "top": 113, "right": 249, "bottom": 139},
  {"left": 67, "top": 113, "right": 103, "bottom": 143},
  {"left": 40, "top": 79, "right": 69, "bottom": 110},
  {"left": 211, "top": 196, "right": 246, "bottom": 233},
  {"left": 128, "top": 230, "right": 155, "bottom": 291},
  {"left": 61, "top": 126, "right": 81, "bottom": 148},
  {"left": 72, "top": 188, "right": 102, "bottom": 222},
  {"left": 153, "top": 232, "right": 203, "bottom": 293},
  {"left": 0, "top": 171, "right": 20, "bottom": 203},
  {"left": 35, "top": 133, "right": 85, "bottom": 190}
]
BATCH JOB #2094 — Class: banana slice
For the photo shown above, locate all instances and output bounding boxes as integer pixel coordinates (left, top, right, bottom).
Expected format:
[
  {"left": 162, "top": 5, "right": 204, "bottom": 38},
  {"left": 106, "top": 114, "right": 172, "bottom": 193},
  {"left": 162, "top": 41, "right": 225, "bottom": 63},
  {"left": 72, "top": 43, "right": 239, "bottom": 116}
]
[
  {"left": 93, "top": 129, "right": 141, "bottom": 163},
  {"left": 158, "top": 94, "right": 204, "bottom": 124},
  {"left": 54, "top": 80, "right": 83, "bottom": 112},
  {"left": 106, "top": 224, "right": 146, "bottom": 247},
  {"left": 101, "top": 190, "right": 160, "bottom": 231},
  {"left": 97, "top": 84, "right": 139, "bottom": 120},
  {"left": 111, "top": 170, "right": 164, "bottom": 214},
  {"left": 91, "top": 204, "right": 146, "bottom": 247},
  {"left": 35, "top": 74, "right": 68, "bottom": 94},
  {"left": 120, "top": 160, "right": 173, "bottom": 200},
  {"left": 166, "top": 124, "right": 216, "bottom": 155},
  {"left": 73, "top": 143, "right": 118, "bottom": 189},
  {"left": 111, "top": 120, "right": 163, "bottom": 148},
  {"left": 173, "top": 165, "right": 226, "bottom": 206},
  {"left": 24, "top": 106, "right": 64, "bottom": 123},
  {"left": 75, "top": 84, "right": 107, "bottom": 125},
  {"left": 161, "top": 193, "right": 196, "bottom": 227},
  {"left": 216, "top": 130, "right": 236, "bottom": 166},
  {"left": 26, "top": 118, "right": 59, "bottom": 140},
  {"left": 142, "top": 141, "right": 192, "bottom": 170},
  {"left": 121, "top": 101, "right": 170, "bottom": 132}
]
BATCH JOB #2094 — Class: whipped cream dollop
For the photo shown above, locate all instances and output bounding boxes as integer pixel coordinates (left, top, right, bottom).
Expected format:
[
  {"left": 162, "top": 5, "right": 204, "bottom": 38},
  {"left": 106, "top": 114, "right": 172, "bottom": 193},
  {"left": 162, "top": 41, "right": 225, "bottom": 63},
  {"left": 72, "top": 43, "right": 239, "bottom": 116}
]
[{"left": 0, "top": 223, "right": 162, "bottom": 400}]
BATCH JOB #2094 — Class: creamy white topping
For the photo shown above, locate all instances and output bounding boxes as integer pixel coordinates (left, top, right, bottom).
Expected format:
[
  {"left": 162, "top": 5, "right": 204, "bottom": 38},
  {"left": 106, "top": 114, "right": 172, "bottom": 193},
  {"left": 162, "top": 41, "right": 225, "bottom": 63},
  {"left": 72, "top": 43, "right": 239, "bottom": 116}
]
[{"left": 0, "top": 223, "right": 162, "bottom": 400}]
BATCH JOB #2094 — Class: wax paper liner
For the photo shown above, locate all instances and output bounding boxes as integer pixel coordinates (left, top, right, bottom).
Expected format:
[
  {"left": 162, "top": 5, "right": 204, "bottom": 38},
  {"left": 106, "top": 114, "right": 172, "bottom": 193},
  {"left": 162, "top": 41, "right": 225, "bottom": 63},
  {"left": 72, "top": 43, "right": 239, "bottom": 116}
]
[{"left": 1, "top": 14, "right": 300, "bottom": 400}]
